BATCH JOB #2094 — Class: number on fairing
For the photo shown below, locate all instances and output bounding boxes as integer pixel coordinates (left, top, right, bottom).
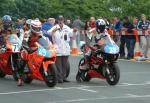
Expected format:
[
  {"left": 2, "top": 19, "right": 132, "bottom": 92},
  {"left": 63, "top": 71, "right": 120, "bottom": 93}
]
[
  {"left": 12, "top": 44, "right": 19, "bottom": 52},
  {"left": 39, "top": 48, "right": 47, "bottom": 56}
]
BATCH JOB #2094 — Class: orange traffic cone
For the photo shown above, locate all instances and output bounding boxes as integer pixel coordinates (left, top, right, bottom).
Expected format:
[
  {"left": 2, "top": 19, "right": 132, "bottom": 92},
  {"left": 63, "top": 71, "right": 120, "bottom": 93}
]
[
  {"left": 71, "top": 39, "right": 78, "bottom": 56},
  {"left": 134, "top": 41, "right": 141, "bottom": 58},
  {"left": 133, "top": 29, "right": 141, "bottom": 59}
]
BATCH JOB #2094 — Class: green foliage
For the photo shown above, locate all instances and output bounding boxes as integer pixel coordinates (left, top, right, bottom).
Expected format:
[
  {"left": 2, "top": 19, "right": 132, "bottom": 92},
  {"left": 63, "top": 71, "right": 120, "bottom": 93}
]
[{"left": 0, "top": 0, "right": 149, "bottom": 20}]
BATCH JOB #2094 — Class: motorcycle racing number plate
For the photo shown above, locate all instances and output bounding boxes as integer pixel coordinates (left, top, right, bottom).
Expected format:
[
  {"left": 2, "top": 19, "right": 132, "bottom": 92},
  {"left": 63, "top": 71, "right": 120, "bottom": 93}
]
[
  {"left": 12, "top": 44, "right": 19, "bottom": 52},
  {"left": 37, "top": 47, "right": 51, "bottom": 57}
]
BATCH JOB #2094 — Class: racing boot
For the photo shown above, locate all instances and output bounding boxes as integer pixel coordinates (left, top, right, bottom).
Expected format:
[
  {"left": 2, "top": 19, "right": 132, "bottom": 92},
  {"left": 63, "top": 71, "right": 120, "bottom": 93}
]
[{"left": 17, "top": 75, "right": 24, "bottom": 86}]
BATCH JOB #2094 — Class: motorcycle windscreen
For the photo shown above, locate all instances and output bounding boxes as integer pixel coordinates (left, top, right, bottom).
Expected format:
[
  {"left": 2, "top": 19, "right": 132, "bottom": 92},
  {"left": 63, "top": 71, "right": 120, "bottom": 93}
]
[
  {"left": 37, "top": 36, "right": 55, "bottom": 57},
  {"left": 6, "top": 34, "right": 22, "bottom": 52},
  {"left": 100, "top": 34, "right": 119, "bottom": 54},
  {"left": 37, "top": 36, "right": 52, "bottom": 49},
  {"left": 104, "top": 44, "right": 119, "bottom": 54}
]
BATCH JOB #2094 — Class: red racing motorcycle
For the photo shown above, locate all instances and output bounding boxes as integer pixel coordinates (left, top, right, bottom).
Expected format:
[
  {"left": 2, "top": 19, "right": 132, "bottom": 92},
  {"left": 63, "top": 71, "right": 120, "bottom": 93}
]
[
  {"left": 21, "top": 39, "right": 57, "bottom": 87},
  {"left": 76, "top": 34, "right": 120, "bottom": 85},
  {"left": 0, "top": 34, "right": 23, "bottom": 80}
]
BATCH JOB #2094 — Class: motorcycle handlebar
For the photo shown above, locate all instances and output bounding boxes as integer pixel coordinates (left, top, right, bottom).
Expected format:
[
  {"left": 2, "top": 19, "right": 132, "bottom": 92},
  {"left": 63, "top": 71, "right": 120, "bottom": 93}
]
[{"left": 22, "top": 45, "right": 37, "bottom": 54}]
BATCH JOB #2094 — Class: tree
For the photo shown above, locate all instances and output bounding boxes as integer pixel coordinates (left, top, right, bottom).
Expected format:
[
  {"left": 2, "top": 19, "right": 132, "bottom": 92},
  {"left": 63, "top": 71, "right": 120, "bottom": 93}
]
[{"left": 0, "top": 0, "right": 149, "bottom": 20}]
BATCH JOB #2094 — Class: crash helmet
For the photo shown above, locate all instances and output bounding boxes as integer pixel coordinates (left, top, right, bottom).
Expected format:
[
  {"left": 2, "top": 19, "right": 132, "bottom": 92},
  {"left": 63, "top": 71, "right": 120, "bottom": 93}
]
[
  {"left": 2, "top": 15, "right": 12, "bottom": 30},
  {"left": 96, "top": 19, "right": 106, "bottom": 33},
  {"left": 30, "top": 19, "right": 42, "bottom": 36}
]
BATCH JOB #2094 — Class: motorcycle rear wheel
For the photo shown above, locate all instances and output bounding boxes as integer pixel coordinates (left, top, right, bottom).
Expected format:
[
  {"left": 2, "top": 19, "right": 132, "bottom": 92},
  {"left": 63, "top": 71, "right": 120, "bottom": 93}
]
[{"left": 76, "top": 58, "right": 91, "bottom": 82}]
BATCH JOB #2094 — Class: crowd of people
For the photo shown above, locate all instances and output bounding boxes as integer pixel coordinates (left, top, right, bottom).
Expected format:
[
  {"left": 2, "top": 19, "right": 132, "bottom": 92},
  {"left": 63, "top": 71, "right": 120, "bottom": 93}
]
[
  {"left": 68, "top": 14, "right": 150, "bottom": 60},
  {"left": 0, "top": 14, "right": 149, "bottom": 86}
]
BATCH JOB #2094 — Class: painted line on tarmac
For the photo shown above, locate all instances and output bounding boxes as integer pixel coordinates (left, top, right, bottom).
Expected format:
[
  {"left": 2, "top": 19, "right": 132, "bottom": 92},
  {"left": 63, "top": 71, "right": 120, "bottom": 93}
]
[
  {"left": 76, "top": 88, "right": 97, "bottom": 93},
  {"left": 0, "top": 87, "right": 75, "bottom": 95},
  {"left": 0, "top": 82, "right": 150, "bottom": 95},
  {"left": 48, "top": 94, "right": 150, "bottom": 103},
  {"left": 0, "top": 86, "right": 97, "bottom": 95},
  {"left": 123, "top": 72, "right": 150, "bottom": 74},
  {"left": 76, "top": 82, "right": 150, "bottom": 89},
  {"left": 57, "top": 86, "right": 97, "bottom": 93}
]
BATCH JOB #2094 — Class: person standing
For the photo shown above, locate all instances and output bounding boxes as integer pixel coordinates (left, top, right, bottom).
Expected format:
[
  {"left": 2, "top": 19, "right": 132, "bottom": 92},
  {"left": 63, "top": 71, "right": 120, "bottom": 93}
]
[
  {"left": 89, "top": 17, "right": 96, "bottom": 29},
  {"left": 137, "top": 14, "right": 150, "bottom": 60},
  {"left": 48, "top": 15, "right": 77, "bottom": 83},
  {"left": 122, "top": 16, "right": 135, "bottom": 59},
  {"left": 66, "top": 19, "right": 72, "bottom": 28},
  {"left": 114, "top": 17, "right": 123, "bottom": 58},
  {"left": 72, "top": 16, "right": 84, "bottom": 48}
]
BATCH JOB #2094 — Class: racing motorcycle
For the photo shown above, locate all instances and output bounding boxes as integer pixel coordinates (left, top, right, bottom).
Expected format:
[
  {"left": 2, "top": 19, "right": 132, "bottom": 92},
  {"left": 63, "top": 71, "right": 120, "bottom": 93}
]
[
  {"left": 76, "top": 34, "right": 120, "bottom": 85},
  {"left": 0, "top": 34, "right": 23, "bottom": 80},
  {"left": 21, "top": 38, "right": 57, "bottom": 87}
]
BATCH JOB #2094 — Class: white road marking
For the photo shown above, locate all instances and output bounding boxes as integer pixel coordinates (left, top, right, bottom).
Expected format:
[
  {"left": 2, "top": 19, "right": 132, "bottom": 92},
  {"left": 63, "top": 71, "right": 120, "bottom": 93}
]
[
  {"left": 119, "top": 82, "right": 150, "bottom": 86},
  {"left": 127, "top": 94, "right": 138, "bottom": 97},
  {"left": 0, "top": 82, "right": 150, "bottom": 95},
  {"left": 49, "top": 94, "right": 150, "bottom": 103},
  {"left": 0, "top": 87, "right": 76, "bottom": 95},
  {"left": 123, "top": 72, "right": 150, "bottom": 74},
  {"left": 76, "top": 88, "right": 97, "bottom": 93}
]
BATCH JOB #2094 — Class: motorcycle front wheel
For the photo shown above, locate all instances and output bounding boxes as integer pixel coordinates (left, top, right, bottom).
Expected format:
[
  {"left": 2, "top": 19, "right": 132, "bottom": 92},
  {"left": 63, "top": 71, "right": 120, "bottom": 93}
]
[
  {"left": 44, "top": 64, "right": 57, "bottom": 87},
  {"left": 23, "top": 73, "right": 33, "bottom": 84},
  {"left": 0, "top": 69, "right": 6, "bottom": 78},
  {"left": 105, "top": 62, "right": 120, "bottom": 85}
]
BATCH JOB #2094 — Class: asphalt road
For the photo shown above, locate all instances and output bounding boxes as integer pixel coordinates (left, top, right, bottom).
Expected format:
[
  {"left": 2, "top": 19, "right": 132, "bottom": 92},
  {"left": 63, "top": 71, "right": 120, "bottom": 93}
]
[{"left": 0, "top": 56, "right": 150, "bottom": 103}]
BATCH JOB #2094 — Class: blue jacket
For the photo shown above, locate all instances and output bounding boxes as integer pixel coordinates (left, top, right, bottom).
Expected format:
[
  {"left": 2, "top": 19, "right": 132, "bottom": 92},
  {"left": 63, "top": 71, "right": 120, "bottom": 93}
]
[
  {"left": 114, "top": 21, "right": 122, "bottom": 32},
  {"left": 42, "top": 22, "right": 53, "bottom": 42}
]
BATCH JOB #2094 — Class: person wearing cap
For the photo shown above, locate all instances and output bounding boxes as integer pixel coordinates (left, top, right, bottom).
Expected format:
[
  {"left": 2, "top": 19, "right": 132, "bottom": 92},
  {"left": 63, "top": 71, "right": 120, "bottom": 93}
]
[
  {"left": 137, "top": 14, "right": 150, "bottom": 60},
  {"left": 48, "top": 15, "right": 77, "bottom": 83}
]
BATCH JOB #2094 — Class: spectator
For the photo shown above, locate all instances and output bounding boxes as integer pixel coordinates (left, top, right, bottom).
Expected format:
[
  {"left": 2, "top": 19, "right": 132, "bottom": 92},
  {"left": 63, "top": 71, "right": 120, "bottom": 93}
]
[
  {"left": 137, "top": 14, "right": 150, "bottom": 59},
  {"left": 89, "top": 17, "right": 96, "bottom": 29},
  {"left": 114, "top": 17, "right": 122, "bottom": 46},
  {"left": 133, "top": 17, "right": 138, "bottom": 28},
  {"left": 133, "top": 17, "right": 140, "bottom": 42},
  {"left": 42, "top": 18, "right": 55, "bottom": 42},
  {"left": 16, "top": 19, "right": 23, "bottom": 29},
  {"left": 65, "top": 19, "right": 73, "bottom": 48},
  {"left": 122, "top": 16, "right": 135, "bottom": 59},
  {"left": 72, "top": 16, "right": 84, "bottom": 47},
  {"left": 66, "top": 19, "right": 72, "bottom": 28},
  {"left": 84, "top": 20, "right": 90, "bottom": 34},
  {"left": 113, "top": 17, "right": 123, "bottom": 57},
  {"left": 48, "top": 15, "right": 77, "bottom": 83}
]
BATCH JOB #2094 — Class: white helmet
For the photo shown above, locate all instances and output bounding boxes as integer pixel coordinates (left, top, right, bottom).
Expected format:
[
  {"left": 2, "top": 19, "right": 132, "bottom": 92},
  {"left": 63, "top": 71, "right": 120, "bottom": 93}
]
[
  {"left": 30, "top": 19, "right": 42, "bottom": 35},
  {"left": 96, "top": 19, "right": 106, "bottom": 33}
]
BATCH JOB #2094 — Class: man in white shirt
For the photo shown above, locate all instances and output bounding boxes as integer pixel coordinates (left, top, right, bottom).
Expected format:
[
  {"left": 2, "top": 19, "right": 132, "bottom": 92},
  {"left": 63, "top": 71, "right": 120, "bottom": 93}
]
[{"left": 48, "top": 15, "right": 77, "bottom": 83}]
